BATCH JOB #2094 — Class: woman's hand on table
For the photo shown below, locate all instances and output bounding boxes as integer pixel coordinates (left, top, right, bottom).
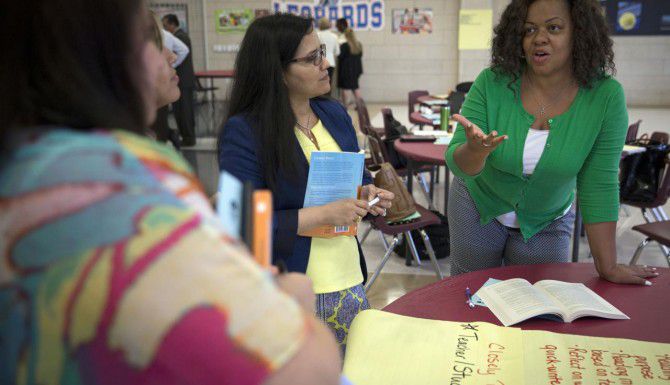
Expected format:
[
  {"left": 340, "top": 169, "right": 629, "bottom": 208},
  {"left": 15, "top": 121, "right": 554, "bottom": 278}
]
[
  {"left": 453, "top": 114, "right": 507, "bottom": 155},
  {"left": 597, "top": 263, "right": 659, "bottom": 285},
  {"left": 360, "top": 184, "right": 394, "bottom": 217}
]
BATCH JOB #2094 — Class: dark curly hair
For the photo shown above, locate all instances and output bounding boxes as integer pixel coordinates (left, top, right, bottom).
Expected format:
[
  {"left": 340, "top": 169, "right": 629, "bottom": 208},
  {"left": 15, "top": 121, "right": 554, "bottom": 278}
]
[{"left": 491, "top": 0, "right": 615, "bottom": 88}]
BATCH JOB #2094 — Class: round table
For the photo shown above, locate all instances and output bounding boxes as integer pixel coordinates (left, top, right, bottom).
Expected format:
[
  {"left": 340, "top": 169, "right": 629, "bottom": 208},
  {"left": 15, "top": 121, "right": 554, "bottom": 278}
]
[
  {"left": 409, "top": 111, "right": 437, "bottom": 128},
  {"left": 383, "top": 263, "right": 670, "bottom": 343},
  {"left": 394, "top": 140, "right": 449, "bottom": 212}
]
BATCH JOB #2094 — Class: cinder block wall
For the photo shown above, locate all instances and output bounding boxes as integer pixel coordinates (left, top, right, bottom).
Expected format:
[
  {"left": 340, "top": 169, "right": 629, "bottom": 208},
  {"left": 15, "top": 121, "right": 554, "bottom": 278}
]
[{"left": 151, "top": 0, "right": 670, "bottom": 107}]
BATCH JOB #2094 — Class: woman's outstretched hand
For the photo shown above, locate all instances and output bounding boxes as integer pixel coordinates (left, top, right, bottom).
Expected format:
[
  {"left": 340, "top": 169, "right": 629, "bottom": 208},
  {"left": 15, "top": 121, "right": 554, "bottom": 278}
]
[{"left": 452, "top": 114, "right": 507, "bottom": 154}]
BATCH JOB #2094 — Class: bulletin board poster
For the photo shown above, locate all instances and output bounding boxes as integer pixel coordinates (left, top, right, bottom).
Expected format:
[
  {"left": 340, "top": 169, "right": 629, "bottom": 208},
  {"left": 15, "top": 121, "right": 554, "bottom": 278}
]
[
  {"left": 149, "top": 3, "right": 189, "bottom": 33},
  {"left": 215, "top": 9, "right": 254, "bottom": 34},
  {"left": 272, "top": 0, "right": 385, "bottom": 31},
  {"left": 600, "top": 1, "right": 670, "bottom": 35},
  {"left": 458, "top": 9, "right": 493, "bottom": 50},
  {"left": 391, "top": 8, "right": 433, "bottom": 34}
]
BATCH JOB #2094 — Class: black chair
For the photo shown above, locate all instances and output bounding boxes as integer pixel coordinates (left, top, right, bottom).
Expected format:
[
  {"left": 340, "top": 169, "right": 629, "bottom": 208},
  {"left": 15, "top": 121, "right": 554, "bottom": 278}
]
[
  {"left": 629, "top": 220, "right": 670, "bottom": 267},
  {"left": 624, "top": 154, "right": 670, "bottom": 261},
  {"left": 625, "top": 120, "right": 642, "bottom": 144},
  {"left": 456, "top": 81, "right": 473, "bottom": 93}
]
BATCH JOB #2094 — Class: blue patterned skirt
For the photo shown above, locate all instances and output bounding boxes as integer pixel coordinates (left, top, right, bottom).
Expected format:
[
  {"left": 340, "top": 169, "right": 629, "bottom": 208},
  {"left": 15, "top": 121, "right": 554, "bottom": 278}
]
[{"left": 315, "top": 284, "right": 370, "bottom": 353}]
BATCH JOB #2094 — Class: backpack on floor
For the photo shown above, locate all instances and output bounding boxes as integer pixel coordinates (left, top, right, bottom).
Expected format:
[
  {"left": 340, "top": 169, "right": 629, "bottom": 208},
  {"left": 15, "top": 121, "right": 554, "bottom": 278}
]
[{"left": 394, "top": 210, "right": 450, "bottom": 260}]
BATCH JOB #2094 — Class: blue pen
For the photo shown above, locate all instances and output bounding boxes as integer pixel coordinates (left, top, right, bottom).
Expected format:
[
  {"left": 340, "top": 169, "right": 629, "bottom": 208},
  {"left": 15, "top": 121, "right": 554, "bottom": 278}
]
[{"left": 465, "top": 287, "right": 475, "bottom": 308}]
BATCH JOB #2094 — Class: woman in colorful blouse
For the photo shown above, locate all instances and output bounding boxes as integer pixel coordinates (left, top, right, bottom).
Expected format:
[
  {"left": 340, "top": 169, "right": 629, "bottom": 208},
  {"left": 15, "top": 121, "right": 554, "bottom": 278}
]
[
  {"left": 0, "top": 1, "right": 341, "bottom": 384},
  {"left": 445, "top": 0, "right": 659, "bottom": 285}
]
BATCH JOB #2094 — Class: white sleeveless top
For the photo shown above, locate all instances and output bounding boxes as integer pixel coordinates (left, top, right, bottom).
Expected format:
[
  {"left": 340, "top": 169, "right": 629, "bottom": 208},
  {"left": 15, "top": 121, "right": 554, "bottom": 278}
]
[{"left": 496, "top": 128, "right": 549, "bottom": 228}]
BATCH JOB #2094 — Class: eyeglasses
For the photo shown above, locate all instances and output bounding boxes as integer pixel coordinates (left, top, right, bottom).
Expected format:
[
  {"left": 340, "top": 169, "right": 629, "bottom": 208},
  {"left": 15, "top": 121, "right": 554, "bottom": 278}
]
[{"left": 288, "top": 44, "right": 326, "bottom": 66}]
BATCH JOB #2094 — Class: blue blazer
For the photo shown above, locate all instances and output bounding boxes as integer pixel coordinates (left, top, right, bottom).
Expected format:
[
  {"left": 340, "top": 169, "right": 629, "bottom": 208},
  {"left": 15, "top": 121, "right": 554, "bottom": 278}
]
[{"left": 218, "top": 98, "right": 373, "bottom": 278}]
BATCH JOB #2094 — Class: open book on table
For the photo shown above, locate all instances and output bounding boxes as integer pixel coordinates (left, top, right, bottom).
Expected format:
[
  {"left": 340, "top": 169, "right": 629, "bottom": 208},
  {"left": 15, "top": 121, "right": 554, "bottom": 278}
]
[{"left": 477, "top": 278, "right": 629, "bottom": 326}]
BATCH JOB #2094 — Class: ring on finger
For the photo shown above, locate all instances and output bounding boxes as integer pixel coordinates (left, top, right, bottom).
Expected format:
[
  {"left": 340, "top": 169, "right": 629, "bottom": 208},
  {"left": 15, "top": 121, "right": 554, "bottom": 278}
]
[{"left": 482, "top": 141, "right": 492, "bottom": 148}]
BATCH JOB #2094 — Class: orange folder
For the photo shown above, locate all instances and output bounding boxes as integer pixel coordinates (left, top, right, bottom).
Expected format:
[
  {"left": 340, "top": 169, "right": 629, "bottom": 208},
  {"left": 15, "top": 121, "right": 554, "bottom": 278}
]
[{"left": 298, "top": 223, "right": 358, "bottom": 238}]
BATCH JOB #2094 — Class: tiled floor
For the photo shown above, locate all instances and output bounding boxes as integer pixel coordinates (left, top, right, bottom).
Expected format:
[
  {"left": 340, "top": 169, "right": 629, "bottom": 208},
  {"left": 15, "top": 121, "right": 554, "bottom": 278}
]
[{"left": 351, "top": 104, "right": 670, "bottom": 309}]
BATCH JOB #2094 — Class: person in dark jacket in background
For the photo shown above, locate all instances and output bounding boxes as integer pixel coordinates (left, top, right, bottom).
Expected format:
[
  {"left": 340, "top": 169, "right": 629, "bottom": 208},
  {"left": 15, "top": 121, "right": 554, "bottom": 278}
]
[
  {"left": 162, "top": 13, "right": 196, "bottom": 146},
  {"left": 335, "top": 18, "right": 363, "bottom": 108}
]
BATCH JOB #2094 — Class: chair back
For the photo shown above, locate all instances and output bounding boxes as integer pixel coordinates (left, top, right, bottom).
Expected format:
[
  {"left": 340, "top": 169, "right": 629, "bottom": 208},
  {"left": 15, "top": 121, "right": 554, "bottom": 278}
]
[
  {"left": 381, "top": 108, "right": 395, "bottom": 134},
  {"left": 355, "top": 97, "right": 372, "bottom": 135},
  {"left": 447, "top": 91, "right": 466, "bottom": 115},
  {"left": 657, "top": 157, "right": 670, "bottom": 206},
  {"left": 366, "top": 133, "right": 386, "bottom": 166},
  {"left": 649, "top": 131, "right": 669, "bottom": 207},
  {"left": 407, "top": 90, "right": 429, "bottom": 121},
  {"left": 626, "top": 120, "right": 642, "bottom": 143},
  {"left": 651, "top": 131, "right": 669, "bottom": 145},
  {"left": 456, "top": 82, "right": 473, "bottom": 93}
]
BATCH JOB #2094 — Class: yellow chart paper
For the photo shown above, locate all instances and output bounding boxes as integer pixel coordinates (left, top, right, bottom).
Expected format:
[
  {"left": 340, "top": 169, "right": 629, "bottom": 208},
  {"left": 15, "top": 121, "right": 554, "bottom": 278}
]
[
  {"left": 458, "top": 9, "right": 493, "bottom": 50},
  {"left": 343, "top": 310, "right": 670, "bottom": 385},
  {"left": 523, "top": 330, "right": 670, "bottom": 384},
  {"left": 343, "top": 310, "right": 524, "bottom": 385}
]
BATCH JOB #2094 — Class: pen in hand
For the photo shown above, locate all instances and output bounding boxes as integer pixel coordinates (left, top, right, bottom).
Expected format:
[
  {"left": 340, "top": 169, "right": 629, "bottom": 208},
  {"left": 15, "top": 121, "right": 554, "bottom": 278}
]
[{"left": 465, "top": 287, "right": 475, "bottom": 308}]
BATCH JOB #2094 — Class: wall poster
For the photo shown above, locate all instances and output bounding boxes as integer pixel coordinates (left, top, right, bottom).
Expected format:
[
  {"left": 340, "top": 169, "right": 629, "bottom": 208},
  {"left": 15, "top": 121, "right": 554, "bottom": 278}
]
[
  {"left": 391, "top": 8, "right": 433, "bottom": 34},
  {"left": 600, "top": 0, "right": 670, "bottom": 35},
  {"left": 215, "top": 9, "right": 254, "bottom": 34}
]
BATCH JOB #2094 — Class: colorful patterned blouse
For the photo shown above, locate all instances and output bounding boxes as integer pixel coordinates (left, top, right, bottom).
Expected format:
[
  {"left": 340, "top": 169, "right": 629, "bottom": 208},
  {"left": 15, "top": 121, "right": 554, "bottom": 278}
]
[{"left": 0, "top": 129, "right": 307, "bottom": 385}]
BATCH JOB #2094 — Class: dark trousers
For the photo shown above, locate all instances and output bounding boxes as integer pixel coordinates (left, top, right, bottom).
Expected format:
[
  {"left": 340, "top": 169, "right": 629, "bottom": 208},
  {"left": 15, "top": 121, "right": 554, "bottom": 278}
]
[
  {"left": 173, "top": 87, "right": 195, "bottom": 144},
  {"left": 149, "top": 106, "right": 181, "bottom": 150}
]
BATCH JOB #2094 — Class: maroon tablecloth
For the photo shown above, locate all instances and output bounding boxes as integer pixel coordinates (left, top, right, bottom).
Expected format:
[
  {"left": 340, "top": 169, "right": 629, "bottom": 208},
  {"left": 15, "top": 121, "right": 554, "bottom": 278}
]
[
  {"left": 383, "top": 263, "right": 670, "bottom": 343},
  {"left": 394, "top": 140, "right": 447, "bottom": 165}
]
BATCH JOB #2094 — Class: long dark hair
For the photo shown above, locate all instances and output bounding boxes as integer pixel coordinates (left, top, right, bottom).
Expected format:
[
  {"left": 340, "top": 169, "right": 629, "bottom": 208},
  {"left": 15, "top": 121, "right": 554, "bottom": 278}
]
[
  {"left": 0, "top": 0, "right": 149, "bottom": 151},
  {"left": 491, "top": 0, "right": 615, "bottom": 88},
  {"left": 221, "top": 13, "right": 313, "bottom": 190}
]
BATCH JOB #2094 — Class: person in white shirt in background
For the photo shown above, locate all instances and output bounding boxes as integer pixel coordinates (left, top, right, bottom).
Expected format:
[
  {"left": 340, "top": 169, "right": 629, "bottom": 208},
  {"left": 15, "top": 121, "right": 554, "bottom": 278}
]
[
  {"left": 150, "top": 16, "right": 190, "bottom": 147},
  {"left": 161, "top": 29, "right": 189, "bottom": 68},
  {"left": 316, "top": 18, "right": 339, "bottom": 97}
]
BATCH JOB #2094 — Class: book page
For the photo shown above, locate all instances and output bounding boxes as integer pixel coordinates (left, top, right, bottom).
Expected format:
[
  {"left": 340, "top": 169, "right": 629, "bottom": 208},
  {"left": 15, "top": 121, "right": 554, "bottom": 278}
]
[
  {"left": 478, "top": 278, "right": 563, "bottom": 326},
  {"left": 535, "top": 280, "right": 628, "bottom": 321}
]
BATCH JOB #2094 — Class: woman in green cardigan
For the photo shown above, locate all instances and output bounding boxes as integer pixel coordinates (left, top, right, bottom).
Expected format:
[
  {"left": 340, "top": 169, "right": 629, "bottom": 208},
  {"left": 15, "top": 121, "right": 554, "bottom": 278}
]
[{"left": 445, "top": 0, "right": 659, "bottom": 285}]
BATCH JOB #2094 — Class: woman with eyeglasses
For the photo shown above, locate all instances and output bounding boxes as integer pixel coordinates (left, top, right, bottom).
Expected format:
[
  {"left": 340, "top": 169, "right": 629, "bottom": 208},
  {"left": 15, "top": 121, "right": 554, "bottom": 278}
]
[{"left": 218, "top": 13, "right": 393, "bottom": 352}]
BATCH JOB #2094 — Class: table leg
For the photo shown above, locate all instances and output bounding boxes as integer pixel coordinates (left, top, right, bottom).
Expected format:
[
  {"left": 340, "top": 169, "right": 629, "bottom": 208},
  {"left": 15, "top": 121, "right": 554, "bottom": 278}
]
[
  {"left": 429, "top": 167, "right": 435, "bottom": 201},
  {"left": 405, "top": 160, "right": 415, "bottom": 266},
  {"left": 572, "top": 200, "right": 581, "bottom": 262},
  {"left": 405, "top": 160, "right": 414, "bottom": 195}
]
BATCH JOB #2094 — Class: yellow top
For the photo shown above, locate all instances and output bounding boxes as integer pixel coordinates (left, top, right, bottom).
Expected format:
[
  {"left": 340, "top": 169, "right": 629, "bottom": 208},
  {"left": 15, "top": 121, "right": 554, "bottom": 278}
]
[{"left": 295, "top": 120, "right": 363, "bottom": 294}]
